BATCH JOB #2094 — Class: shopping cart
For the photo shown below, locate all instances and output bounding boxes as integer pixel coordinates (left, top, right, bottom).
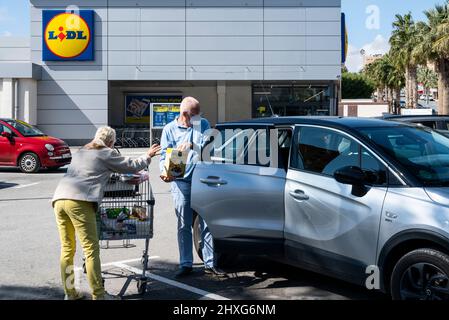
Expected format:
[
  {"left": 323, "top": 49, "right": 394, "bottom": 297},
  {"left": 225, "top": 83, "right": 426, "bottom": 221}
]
[{"left": 95, "top": 170, "right": 155, "bottom": 295}]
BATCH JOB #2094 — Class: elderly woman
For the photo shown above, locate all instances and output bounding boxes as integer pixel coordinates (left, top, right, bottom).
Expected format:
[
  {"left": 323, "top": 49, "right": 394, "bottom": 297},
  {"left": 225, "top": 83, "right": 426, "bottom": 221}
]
[{"left": 52, "top": 126, "right": 160, "bottom": 300}]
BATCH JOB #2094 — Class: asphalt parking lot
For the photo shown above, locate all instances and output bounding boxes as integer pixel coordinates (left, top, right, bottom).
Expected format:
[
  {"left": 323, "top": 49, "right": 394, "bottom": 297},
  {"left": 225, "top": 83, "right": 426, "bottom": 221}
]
[{"left": 0, "top": 148, "right": 386, "bottom": 300}]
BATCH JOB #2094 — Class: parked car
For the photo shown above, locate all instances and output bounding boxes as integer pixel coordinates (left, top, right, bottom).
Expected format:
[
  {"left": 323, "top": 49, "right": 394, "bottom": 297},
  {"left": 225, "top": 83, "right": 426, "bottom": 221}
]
[
  {"left": 192, "top": 116, "right": 449, "bottom": 300},
  {"left": 0, "top": 118, "right": 71, "bottom": 173},
  {"left": 384, "top": 115, "right": 449, "bottom": 138}
]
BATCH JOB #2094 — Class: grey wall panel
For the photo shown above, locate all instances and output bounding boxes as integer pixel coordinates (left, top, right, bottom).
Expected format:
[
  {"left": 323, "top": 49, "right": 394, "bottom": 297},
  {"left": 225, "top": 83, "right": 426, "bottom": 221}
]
[
  {"left": 0, "top": 48, "right": 31, "bottom": 62},
  {"left": 307, "top": 36, "right": 340, "bottom": 51},
  {"left": 264, "top": 65, "right": 340, "bottom": 80},
  {"left": 186, "top": 8, "right": 262, "bottom": 21},
  {"left": 186, "top": 51, "right": 263, "bottom": 66},
  {"left": 186, "top": 66, "right": 263, "bottom": 80},
  {"left": 307, "top": 22, "right": 341, "bottom": 36},
  {"left": 41, "top": 66, "right": 107, "bottom": 80},
  {"left": 263, "top": 8, "right": 305, "bottom": 21},
  {"left": 306, "top": 8, "right": 341, "bottom": 21},
  {"left": 187, "top": 0, "right": 263, "bottom": 6},
  {"left": 108, "top": 22, "right": 185, "bottom": 36},
  {"left": 264, "top": 36, "right": 306, "bottom": 50},
  {"left": 37, "top": 80, "right": 107, "bottom": 95},
  {"left": 109, "top": 36, "right": 185, "bottom": 51},
  {"left": 108, "top": 66, "right": 186, "bottom": 80},
  {"left": 108, "top": 8, "right": 185, "bottom": 21},
  {"left": 0, "top": 38, "right": 30, "bottom": 48},
  {"left": 264, "top": 22, "right": 306, "bottom": 36},
  {"left": 264, "top": 51, "right": 306, "bottom": 65},
  {"left": 36, "top": 124, "right": 101, "bottom": 139},
  {"left": 186, "top": 36, "right": 262, "bottom": 51},
  {"left": 108, "top": 51, "right": 185, "bottom": 66},
  {"left": 37, "top": 94, "right": 108, "bottom": 110},
  {"left": 264, "top": 0, "right": 340, "bottom": 6},
  {"left": 108, "top": 0, "right": 185, "bottom": 7},
  {"left": 31, "top": 50, "right": 107, "bottom": 66},
  {"left": 38, "top": 109, "right": 107, "bottom": 125},
  {"left": 306, "top": 51, "right": 341, "bottom": 65},
  {"left": 187, "top": 22, "right": 263, "bottom": 36}
]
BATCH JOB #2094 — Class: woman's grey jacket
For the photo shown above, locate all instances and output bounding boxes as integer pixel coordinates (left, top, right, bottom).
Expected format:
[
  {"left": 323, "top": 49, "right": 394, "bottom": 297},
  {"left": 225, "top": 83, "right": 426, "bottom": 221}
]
[{"left": 52, "top": 147, "right": 150, "bottom": 208}]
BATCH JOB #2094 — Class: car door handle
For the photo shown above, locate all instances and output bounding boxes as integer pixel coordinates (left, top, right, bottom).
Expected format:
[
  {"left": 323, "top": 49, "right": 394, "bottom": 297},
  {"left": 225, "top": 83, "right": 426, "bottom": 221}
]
[
  {"left": 289, "top": 190, "right": 309, "bottom": 201},
  {"left": 200, "top": 177, "right": 228, "bottom": 186}
]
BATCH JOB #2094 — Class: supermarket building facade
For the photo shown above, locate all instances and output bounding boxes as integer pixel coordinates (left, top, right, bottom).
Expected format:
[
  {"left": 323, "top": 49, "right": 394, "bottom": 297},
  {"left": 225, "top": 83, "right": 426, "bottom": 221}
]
[{"left": 0, "top": 0, "right": 343, "bottom": 145}]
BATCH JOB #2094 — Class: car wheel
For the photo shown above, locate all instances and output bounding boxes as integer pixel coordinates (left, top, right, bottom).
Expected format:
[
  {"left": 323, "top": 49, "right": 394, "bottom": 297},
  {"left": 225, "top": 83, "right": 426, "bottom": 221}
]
[
  {"left": 193, "top": 214, "right": 237, "bottom": 268},
  {"left": 19, "top": 152, "right": 41, "bottom": 173},
  {"left": 390, "top": 248, "right": 449, "bottom": 300}
]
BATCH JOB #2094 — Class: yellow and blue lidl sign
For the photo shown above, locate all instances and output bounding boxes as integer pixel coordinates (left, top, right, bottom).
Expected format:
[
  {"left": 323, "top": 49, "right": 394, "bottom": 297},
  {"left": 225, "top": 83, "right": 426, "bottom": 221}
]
[{"left": 42, "top": 10, "right": 94, "bottom": 61}]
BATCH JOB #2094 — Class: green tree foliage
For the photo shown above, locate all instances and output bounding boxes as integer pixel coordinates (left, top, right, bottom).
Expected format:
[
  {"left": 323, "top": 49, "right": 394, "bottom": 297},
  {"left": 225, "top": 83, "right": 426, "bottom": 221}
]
[{"left": 342, "top": 72, "right": 376, "bottom": 99}]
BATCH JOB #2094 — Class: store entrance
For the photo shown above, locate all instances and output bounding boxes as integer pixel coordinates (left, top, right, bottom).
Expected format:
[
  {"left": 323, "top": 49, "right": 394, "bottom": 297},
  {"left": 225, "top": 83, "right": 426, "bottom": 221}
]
[{"left": 252, "top": 83, "right": 335, "bottom": 118}]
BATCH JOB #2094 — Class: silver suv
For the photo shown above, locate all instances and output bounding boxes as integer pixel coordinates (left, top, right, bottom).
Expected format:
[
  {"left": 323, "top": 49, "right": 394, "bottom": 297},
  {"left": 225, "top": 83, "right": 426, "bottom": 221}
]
[{"left": 191, "top": 117, "right": 449, "bottom": 300}]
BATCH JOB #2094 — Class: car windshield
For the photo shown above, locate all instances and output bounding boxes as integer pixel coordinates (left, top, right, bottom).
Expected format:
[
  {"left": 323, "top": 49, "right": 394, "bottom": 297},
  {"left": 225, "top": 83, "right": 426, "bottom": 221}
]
[
  {"left": 360, "top": 125, "right": 449, "bottom": 187},
  {"left": 5, "top": 120, "right": 46, "bottom": 137}
]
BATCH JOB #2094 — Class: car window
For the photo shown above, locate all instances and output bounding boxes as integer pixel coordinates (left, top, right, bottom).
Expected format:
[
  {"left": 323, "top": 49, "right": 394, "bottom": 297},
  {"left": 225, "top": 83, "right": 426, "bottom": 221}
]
[
  {"left": 413, "top": 121, "right": 437, "bottom": 129},
  {"left": 291, "top": 126, "right": 388, "bottom": 185},
  {"left": 291, "top": 127, "right": 359, "bottom": 175},
  {"left": 443, "top": 121, "right": 449, "bottom": 131},
  {"left": 208, "top": 127, "right": 291, "bottom": 168},
  {"left": 0, "top": 124, "right": 12, "bottom": 135}
]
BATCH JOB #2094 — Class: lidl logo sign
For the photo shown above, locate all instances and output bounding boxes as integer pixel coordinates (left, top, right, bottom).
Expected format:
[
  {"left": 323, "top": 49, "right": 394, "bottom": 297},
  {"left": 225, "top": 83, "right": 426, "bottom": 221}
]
[{"left": 42, "top": 10, "right": 94, "bottom": 61}]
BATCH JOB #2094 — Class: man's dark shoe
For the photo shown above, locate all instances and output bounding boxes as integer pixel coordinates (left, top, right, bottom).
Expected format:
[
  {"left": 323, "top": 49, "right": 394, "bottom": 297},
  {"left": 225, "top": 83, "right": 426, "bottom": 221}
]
[
  {"left": 204, "top": 267, "right": 227, "bottom": 277},
  {"left": 175, "top": 266, "right": 193, "bottom": 278}
]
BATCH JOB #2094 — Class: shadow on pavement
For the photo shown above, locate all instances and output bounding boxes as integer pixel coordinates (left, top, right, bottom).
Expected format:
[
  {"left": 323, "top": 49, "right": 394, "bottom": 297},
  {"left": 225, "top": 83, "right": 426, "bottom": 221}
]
[
  {"left": 118, "top": 256, "right": 388, "bottom": 300},
  {"left": 0, "top": 182, "right": 18, "bottom": 189},
  {"left": 0, "top": 285, "right": 64, "bottom": 300}
]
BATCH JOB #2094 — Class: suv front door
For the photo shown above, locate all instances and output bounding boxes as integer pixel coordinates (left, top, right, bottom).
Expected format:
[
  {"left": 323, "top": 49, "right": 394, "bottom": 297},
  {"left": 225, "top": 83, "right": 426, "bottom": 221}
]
[
  {"left": 192, "top": 125, "right": 290, "bottom": 254},
  {"left": 284, "top": 125, "right": 389, "bottom": 283}
]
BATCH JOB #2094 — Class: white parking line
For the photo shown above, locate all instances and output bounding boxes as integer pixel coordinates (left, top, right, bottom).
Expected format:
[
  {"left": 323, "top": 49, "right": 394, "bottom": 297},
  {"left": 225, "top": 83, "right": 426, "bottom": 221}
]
[
  {"left": 73, "top": 256, "right": 159, "bottom": 272},
  {"left": 13, "top": 182, "right": 40, "bottom": 189},
  {"left": 114, "top": 262, "right": 230, "bottom": 301}
]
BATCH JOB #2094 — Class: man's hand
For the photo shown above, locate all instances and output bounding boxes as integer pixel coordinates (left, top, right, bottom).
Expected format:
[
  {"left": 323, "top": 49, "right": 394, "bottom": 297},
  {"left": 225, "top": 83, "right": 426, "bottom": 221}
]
[
  {"left": 177, "top": 142, "right": 193, "bottom": 152},
  {"left": 160, "top": 175, "right": 175, "bottom": 183},
  {"left": 148, "top": 144, "right": 161, "bottom": 158}
]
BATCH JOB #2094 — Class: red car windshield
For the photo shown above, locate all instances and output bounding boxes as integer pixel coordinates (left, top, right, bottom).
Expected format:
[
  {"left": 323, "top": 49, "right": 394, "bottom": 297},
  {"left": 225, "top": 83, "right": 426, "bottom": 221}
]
[{"left": 5, "top": 120, "right": 46, "bottom": 137}]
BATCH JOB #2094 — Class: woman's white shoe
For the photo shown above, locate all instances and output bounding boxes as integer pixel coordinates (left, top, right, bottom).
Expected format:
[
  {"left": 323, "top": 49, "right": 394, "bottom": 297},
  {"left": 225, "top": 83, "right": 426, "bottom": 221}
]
[{"left": 94, "top": 292, "right": 121, "bottom": 300}]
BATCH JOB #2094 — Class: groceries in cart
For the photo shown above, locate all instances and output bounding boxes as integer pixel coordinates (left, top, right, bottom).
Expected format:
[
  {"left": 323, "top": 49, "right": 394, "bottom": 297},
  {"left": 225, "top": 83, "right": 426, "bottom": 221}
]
[
  {"left": 162, "top": 148, "right": 188, "bottom": 179},
  {"left": 99, "top": 205, "right": 150, "bottom": 240},
  {"left": 120, "top": 172, "right": 149, "bottom": 185}
]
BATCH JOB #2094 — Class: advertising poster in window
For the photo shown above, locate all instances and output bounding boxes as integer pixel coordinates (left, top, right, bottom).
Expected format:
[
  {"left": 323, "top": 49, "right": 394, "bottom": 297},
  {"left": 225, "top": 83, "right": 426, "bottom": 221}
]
[
  {"left": 125, "top": 95, "right": 182, "bottom": 124},
  {"left": 151, "top": 103, "right": 181, "bottom": 129}
]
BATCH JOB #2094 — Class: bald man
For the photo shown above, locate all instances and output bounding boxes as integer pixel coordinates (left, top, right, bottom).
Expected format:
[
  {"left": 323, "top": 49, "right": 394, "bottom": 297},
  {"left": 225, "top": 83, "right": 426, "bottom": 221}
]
[{"left": 159, "top": 97, "right": 224, "bottom": 278}]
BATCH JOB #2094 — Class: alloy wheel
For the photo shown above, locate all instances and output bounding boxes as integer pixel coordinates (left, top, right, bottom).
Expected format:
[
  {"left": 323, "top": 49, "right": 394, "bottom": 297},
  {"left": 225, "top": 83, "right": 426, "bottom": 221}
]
[{"left": 399, "top": 262, "right": 449, "bottom": 300}]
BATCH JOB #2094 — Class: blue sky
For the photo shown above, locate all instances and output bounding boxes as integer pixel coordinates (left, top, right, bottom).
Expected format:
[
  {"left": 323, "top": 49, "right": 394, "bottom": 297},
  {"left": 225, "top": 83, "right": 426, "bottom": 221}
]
[{"left": 0, "top": 0, "right": 445, "bottom": 71}]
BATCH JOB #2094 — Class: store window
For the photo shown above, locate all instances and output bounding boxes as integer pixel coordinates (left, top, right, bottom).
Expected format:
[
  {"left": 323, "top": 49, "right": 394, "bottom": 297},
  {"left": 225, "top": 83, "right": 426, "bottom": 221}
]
[{"left": 253, "top": 84, "right": 333, "bottom": 118}]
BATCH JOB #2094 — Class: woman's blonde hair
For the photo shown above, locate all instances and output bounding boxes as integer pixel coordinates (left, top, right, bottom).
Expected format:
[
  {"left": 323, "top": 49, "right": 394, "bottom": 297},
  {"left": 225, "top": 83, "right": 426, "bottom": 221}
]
[{"left": 85, "top": 126, "right": 116, "bottom": 150}]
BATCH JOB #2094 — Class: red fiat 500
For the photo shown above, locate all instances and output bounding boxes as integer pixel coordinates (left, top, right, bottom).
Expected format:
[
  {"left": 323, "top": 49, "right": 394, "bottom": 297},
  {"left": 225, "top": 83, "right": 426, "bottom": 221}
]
[{"left": 0, "top": 118, "right": 71, "bottom": 173}]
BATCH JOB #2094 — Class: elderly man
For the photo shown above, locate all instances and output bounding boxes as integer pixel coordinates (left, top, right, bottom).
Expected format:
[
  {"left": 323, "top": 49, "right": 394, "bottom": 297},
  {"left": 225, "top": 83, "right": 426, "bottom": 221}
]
[{"left": 160, "top": 97, "right": 224, "bottom": 278}]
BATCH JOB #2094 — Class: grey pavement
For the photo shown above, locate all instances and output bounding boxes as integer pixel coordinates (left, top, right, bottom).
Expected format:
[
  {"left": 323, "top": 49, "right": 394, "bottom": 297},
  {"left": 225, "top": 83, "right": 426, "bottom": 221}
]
[{"left": 0, "top": 148, "right": 385, "bottom": 300}]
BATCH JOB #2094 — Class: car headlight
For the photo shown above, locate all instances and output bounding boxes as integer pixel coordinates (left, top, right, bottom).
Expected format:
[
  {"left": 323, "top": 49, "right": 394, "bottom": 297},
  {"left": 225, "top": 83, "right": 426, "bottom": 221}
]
[{"left": 45, "top": 144, "right": 55, "bottom": 151}]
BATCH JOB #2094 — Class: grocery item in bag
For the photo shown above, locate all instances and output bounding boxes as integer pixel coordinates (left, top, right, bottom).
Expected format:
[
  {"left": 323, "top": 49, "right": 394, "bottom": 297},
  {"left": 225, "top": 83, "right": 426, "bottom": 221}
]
[
  {"left": 162, "top": 148, "right": 188, "bottom": 179},
  {"left": 132, "top": 205, "right": 148, "bottom": 221}
]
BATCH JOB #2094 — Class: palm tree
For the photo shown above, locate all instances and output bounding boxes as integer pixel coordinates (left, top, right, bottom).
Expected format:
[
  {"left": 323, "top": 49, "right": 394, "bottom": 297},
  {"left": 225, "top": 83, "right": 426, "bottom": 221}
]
[
  {"left": 413, "top": 2, "right": 449, "bottom": 114},
  {"left": 417, "top": 66, "right": 438, "bottom": 103},
  {"left": 390, "top": 13, "right": 420, "bottom": 109},
  {"left": 364, "top": 55, "right": 404, "bottom": 113}
]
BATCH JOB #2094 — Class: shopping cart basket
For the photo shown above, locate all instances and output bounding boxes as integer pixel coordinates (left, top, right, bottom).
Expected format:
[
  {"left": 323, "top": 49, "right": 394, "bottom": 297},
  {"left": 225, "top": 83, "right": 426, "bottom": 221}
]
[{"left": 97, "top": 170, "right": 155, "bottom": 294}]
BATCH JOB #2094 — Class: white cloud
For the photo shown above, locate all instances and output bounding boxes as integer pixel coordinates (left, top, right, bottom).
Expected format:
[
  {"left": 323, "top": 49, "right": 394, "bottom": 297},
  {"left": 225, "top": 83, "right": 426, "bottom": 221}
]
[
  {"left": 346, "top": 34, "right": 390, "bottom": 72},
  {"left": 1, "top": 30, "right": 12, "bottom": 37}
]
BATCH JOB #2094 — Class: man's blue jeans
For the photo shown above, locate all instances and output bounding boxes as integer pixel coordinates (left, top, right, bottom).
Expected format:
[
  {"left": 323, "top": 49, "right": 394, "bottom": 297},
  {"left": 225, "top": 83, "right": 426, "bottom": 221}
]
[{"left": 171, "top": 180, "right": 214, "bottom": 268}]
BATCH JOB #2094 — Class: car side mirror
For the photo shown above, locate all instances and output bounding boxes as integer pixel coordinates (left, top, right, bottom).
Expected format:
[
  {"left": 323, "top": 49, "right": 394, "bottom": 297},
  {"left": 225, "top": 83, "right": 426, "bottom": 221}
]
[
  {"left": 1, "top": 132, "right": 12, "bottom": 139},
  {"left": 334, "top": 166, "right": 369, "bottom": 197}
]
